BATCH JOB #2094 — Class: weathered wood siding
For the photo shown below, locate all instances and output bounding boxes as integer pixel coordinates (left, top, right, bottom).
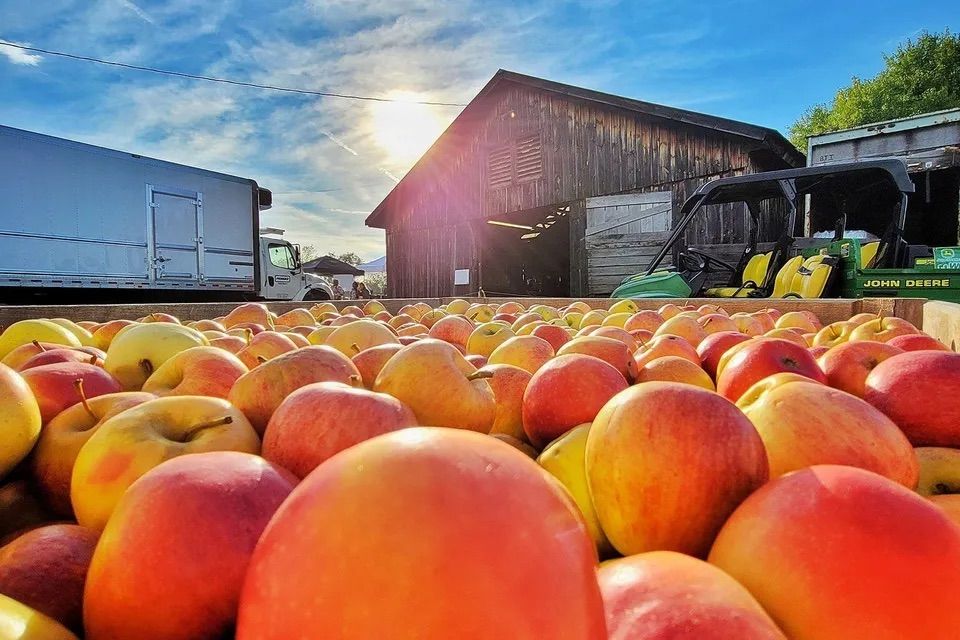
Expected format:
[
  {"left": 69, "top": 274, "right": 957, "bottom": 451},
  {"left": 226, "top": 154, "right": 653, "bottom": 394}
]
[{"left": 383, "top": 81, "right": 792, "bottom": 297}]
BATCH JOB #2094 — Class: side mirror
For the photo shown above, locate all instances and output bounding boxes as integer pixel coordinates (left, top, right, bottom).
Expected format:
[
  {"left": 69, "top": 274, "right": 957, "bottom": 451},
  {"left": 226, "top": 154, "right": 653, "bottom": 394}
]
[{"left": 293, "top": 244, "right": 302, "bottom": 269}]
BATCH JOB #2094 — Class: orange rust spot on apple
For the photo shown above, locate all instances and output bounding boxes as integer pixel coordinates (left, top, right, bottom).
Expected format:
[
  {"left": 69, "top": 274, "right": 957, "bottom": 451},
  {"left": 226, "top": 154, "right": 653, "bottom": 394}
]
[{"left": 87, "top": 451, "right": 135, "bottom": 484}]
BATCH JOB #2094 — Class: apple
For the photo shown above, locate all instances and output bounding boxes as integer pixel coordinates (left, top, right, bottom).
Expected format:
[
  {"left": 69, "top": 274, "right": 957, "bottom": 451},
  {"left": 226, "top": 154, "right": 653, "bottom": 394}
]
[
  {"left": 0, "top": 480, "right": 55, "bottom": 546},
  {"left": 557, "top": 336, "right": 638, "bottom": 383},
  {"left": 275, "top": 308, "right": 315, "bottom": 328},
  {"left": 479, "top": 363, "right": 532, "bottom": 442},
  {"left": 697, "top": 313, "right": 739, "bottom": 335},
  {"left": 465, "top": 304, "right": 495, "bottom": 324},
  {"left": 325, "top": 319, "right": 400, "bottom": 358},
  {"left": 306, "top": 325, "right": 337, "bottom": 345},
  {"left": 374, "top": 340, "right": 495, "bottom": 433},
  {"left": 0, "top": 319, "right": 82, "bottom": 360},
  {"left": 653, "top": 314, "right": 707, "bottom": 347},
  {"left": 71, "top": 396, "right": 261, "bottom": 530},
  {"left": 419, "top": 309, "right": 448, "bottom": 328},
  {"left": 716, "top": 338, "right": 826, "bottom": 401},
  {"left": 445, "top": 299, "right": 470, "bottom": 315},
  {"left": 466, "top": 322, "right": 516, "bottom": 357},
  {"left": 530, "top": 324, "right": 572, "bottom": 351},
  {"left": 775, "top": 310, "right": 822, "bottom": 333},
  {"left": 708, "top": 465, "right": 960, "bottom": 639},
  {"left": 229, "top": 345, "right": 361, "bottom": 435},
  {"left": 587, "top": 382, "right": 767, "bottom": 557},
  {"left": 141, "top": 346, "right": 247, "bottom": 399},
  {"left": 623, "top": 310, "right": 664, "bottom": 333},
  {"left": 657, "top": 303, "right": 683, "bottom": 319},
  {"left": 235, "top": 428, "right": 606, "bottom": 640},
  {"left": 282, "top": 332, "right": 311, "bottom": 348},
  {"left": 737, "top": 377, "right": 917, "bottom": 486},
  {"left": 487, "top": 335, "right": 554, "bottom": 374},
  {"left": 104, "top": 323, "right": 208, "bottom": 390},
  {"left": 599, "top": 551, "right": 785, "bottom": 639},
  {"left": 510, "top": 313, "right": 542, "bottom": 333},
  {"left": 915, "top": 447, "right": 960, "bottom": 496},
  {"left": 697, "top": 331, "right": 751, "bottom": 380},
  {"left": 352, "top": 343, "right": 403, "bottom": 389},
  {"left": 762, "top": 328, "right": 808, "bottom": 346},
  {"left": 223, "top": 303, "right": 274, "bottom": 329},
  {"left": 516, "top": 320, "right": 548, "bottom": 336},
  {"left": 264, "top": 382, "right": 417, "bottom": 478},
  {"left": 84, "top": 452, "right": 295, "bottom": 640},
  {"left": 236, "top": 331, "right": 299, "bottom": 369},
  {"left": 590, "top": 326, "right": 638, "bottom": 351},
  {"left": 538, "top": 424, "right": 612, "bottom": 556},
  {"left": 818, "top": 340, "right": 903, "bottom": 397},
  {"left": 139, "top": 313, "right": 180, "bottom": 324},
  {"left": 731, "top": 314, "right": 764, "bottom": 336},
  {"left": 522, "top": 354, "right": 628, "bottom": 448},
  {"left": 887, "top": 333, "right": 951, "bottom": 352},
  {"left": 600, "top": 312, "right": 632, "bottom": 328},
  {"left": 812, "top": 321, "right": 853, "bottom": 347},
  {"left": 396, "top": 323, "right": 429, "bottom": 337},
  {"left": 229, "top": 323, "right": 265, "bottom": 336},
  {"left": 209, "top": 335, "right": 248, "bottom": 354},
  {"left": 497, "top": 301, "right": 526, "bottom": 315},
  {"left": 0, "top": 524, "right": 98, "bottom": 633},
  {"left": 188, "top": 319, "right": 227, "bottom": 332},
  {"left": 636, "top": 355, "right": 715, "bottom": 390},
  {"left": 90, "top": 320, "right": 137, "bottom": 351},
  {"left": 491, "top": 313, "right": 518, "bottom": 324},
  {"left": 465, "top": 354, "right": 487, "bottom": 367},
  {"left": 848, "top": 316, "right": 919, "bottom": 343},
  {"left": 0, "top": 364, "right": 42, "bottom": 480},
  {"left": 20, "top": 347, "right": 106, "bottom": 370},
  {"left": 634, "top": 335, "right": 700, "bottom": 369},
  {"left": 20, "top": 362, "right": 121, "bottom": 424},
  {"left": 427, "top": 315, "right": 474, "bottom": 349},
  {"left": 0, "top": 593, "right": 78, "bottom": 640},
  {"left": 32, "top": 391, "right": 155, "bottom": 516},
  {"left": 578, "top": 309, "right": 608, "bottom": 329},
  {"left": 929, "top": 494, "right": 960, "bottom": 527},
  {"left": 865, "top": 351, "right": 960, "bottom": 446}
]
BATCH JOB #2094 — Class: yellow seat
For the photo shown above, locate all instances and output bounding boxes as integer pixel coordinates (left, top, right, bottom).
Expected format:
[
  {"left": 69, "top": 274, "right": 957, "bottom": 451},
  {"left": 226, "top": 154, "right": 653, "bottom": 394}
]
[
  {"left": 860, "top": 242, "right": 880, "bottom": 269},
  {"left": 787, "top": 255, "right": 834, "bottom": 298},
  {"left": 769, "top": 255, "right": 805, "bottom": 298},
  {"left": 704, "top": 251, "right": 771, "bottom": 298}
]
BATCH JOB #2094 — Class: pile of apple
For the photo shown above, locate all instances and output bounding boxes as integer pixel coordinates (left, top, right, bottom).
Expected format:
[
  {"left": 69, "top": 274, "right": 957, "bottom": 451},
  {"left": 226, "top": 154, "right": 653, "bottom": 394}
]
[{"left": 1, "top": 297, "right": 959, "bottom": 639}]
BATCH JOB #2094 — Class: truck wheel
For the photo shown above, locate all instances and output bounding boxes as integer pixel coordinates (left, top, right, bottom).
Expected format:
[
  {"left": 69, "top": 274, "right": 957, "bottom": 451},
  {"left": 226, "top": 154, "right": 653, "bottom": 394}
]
[{"left": 305, "top": 289, "right": 331, "bottom": 301}]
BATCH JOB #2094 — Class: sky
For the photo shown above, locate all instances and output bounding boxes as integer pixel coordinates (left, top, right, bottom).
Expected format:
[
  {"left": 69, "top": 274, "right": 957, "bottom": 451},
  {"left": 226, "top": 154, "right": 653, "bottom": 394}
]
[{"left": 1, "top": 0, "right": 957, "bottom": 261}]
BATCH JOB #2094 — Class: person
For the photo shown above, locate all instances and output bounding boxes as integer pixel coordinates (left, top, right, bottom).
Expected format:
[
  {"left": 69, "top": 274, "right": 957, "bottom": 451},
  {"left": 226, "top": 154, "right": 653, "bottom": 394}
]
[
  {"left": 331, "top": 278, "right": 344, "bottom": 300},
  {"left": 357, "top": 281, "right": 371, "bottom": 299},
  {"left": 351, "top": 281, "right": 360, "bottom": 300}
]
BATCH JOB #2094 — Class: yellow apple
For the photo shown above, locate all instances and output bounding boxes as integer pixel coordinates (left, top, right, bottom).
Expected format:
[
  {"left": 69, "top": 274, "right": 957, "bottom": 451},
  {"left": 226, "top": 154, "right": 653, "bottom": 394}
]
[
  {"left": 915, "top": 447, "right": 960, "bottom": 496},
  {"left": 0, "top": 364, "right": 42, "bottom": 480},
  {"left": 46, "top": 319, "right": 96, "bottom": 347},
  {"left": 0, "top": 593, "right": 78, "bottom": 640},
  {"left": 0, "top": 320, "right": 82, "bottom": 360},
  {"left": 104, "top": 323, "right": 208, "bottom": 390},
  {"left": 487, "top": 336, "right": 554, "bottom": 374},
  {"left": 324, "top": 320, "right": 399, "bottom": 357},
  {"left": 466, "top": 323, "right": 516, "bottom": 357}
]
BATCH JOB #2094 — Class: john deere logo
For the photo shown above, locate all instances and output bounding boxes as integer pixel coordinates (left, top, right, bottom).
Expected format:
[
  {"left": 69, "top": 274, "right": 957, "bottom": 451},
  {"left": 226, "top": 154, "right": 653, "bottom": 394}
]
[
  {"left": 942, "top": 249, "right": 956, "bottom": 258},
  {"left": 864, "top": 279, "right": 951, "bottom": 288}
]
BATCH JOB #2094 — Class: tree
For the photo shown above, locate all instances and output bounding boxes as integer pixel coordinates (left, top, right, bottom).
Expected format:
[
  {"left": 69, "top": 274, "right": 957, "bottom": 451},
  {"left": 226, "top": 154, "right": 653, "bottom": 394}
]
[
  {"left": 300, "top": 244, "right": 319, "bottom": 262},
  {"left": 363, "top": 272, "right": 387, "bottom": 296},
  {"left": 790, "top": 30, "right": 960, "bottom": 149},
  {"left": 327, "top": 252, "right": 362, "bottom": 266}
]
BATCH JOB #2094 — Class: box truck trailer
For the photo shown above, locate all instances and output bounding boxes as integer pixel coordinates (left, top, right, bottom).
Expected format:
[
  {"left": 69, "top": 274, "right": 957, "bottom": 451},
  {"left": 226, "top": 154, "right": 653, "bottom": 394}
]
[{"left": 0, "top": 125, "right": 333, "bottom": 303}]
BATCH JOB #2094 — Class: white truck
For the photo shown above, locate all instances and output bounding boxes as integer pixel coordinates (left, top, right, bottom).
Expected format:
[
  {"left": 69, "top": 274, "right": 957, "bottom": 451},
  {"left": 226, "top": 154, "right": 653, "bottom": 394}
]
[{"left": 0, "top": 125, "right": 332, "bottom": 303}]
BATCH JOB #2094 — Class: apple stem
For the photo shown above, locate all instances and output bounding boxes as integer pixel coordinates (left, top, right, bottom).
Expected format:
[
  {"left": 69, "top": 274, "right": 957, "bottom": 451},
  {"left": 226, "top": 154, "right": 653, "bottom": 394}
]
[
  {"left": 181, "top": 415, "right": 234, "bottom": 442},
  {"left": 139, "top": 359, "right": 154, "bottom": 377},
  {"left": 351, "top": 343, "right": 361, "bottom": 354},
  {"left": 244, "top": 328, "right": 253, "bottom": 345},
  {"left": 32, "top": 340, "right": 46, "bottom": 352},
  {"left": 89, "top": 354, "right": 98, "bottom": 365},
  {"left": 349, "top": 374, "right": 362, "bottom": 386},
  {"left": 466, "top": 370, "right": 495, "bottom": 381},
  {"left": 74, "top": 378, "right": 97, "bottom": 421},
  {"left": 256, "top": 355, "right": 269, "bottom": 364}
]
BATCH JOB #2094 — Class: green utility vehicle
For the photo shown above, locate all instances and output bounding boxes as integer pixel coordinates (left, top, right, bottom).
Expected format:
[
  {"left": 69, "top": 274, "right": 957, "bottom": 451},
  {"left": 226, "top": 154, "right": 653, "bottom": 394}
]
[{"left": 613, "top": 159, "right": 960, "bottom": 301}]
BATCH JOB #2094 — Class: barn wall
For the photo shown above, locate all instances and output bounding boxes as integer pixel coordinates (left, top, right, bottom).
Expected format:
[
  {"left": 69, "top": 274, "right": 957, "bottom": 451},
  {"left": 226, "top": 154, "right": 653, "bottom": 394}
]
[{"left": 383, "top": 82, "right": 794, "bottom": 297}]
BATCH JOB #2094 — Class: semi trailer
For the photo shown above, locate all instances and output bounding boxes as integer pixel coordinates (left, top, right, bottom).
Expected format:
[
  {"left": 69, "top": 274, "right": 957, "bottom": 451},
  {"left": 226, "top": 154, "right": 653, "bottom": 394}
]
[{"left": 0, "top": 125, "right": 332, "bottom": 303}]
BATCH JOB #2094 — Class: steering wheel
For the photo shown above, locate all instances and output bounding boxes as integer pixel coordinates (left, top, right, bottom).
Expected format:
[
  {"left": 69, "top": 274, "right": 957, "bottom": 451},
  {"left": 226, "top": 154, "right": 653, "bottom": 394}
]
[{"left": 682, "top": 248, "right": 738, "bottom": 275}]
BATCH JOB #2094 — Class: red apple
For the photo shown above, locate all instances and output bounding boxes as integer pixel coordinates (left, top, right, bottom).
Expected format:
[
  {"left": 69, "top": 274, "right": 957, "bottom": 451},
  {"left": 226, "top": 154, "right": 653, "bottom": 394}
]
[
  {"left": 236, "top": 331, "right": 298, "bottom": 369},
  {"left": 483, "top": 364, "right": 533, "bottom": 442},
  {"left": 716, "top": 338, "right": 825, "bottom": 401},
  {"left": 20, "top": 347, "right": 106, "bottom": 370},
  {"left": 263, "top": 382, "right": 417, "bottom": 479},
  {"left": 142, "top": 346, "right": 247, "bottom": 399},
  {"left": 0, "top": 524, "right": 98, "bottom": 633},
  {"left": 235, "top": 428, "right": 606, "bottom": 639},
  {"left": 557, "top": 336, "right": 638, "bottom": 382},
  {"left": 427, "top": 315, "right": 474, "bottom": 349},
  {"left": 864, "top": 351, "right": 960, "bottom": 446},
  {"left": 599, "top": 551, "right": 785, "bottom": 639},
  {"left": 20, "top": 363, "right": 121, "bottom": 423},
  {"left": 586, "top": 383, "right": 767, "bottom": 557},
  {"left": 522, "top": 354, "right": 628, "bottom": 448},
  {"left": 351, "top": 343, "right": 403, "bottom": 389},
  {"left": 818, "top": 340, "right": 903, "bottom": 397},
  {"left": 531, "top": 324, "right": 572, "bottom": 351},
  {"left": 83, "top": 452, "right": 295, "bottom": 640},
  {"left": 887, "top": 333, "right": 951, "bottom": 352},
  {"left": 697, "top": 331, "right": 751, "bottom": 380},
  {"left": 709, "top": 465, "right": 960, "bottom": 639}
]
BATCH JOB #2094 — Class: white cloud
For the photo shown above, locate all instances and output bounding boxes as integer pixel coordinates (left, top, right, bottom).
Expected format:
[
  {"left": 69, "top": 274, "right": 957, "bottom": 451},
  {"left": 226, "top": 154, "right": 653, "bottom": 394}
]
[
  {"left": 116, "top": 0, "right": 156, "bottom": 25},
  {"left": 0, "top": 40, "right": 42, "bottom": 66}
]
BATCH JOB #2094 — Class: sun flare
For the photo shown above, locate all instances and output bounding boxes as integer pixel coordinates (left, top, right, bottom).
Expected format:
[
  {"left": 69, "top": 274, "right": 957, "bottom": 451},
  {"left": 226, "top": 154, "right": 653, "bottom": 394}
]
[{"left": 369, "top": 91, "right": 449, "bottom": 165}]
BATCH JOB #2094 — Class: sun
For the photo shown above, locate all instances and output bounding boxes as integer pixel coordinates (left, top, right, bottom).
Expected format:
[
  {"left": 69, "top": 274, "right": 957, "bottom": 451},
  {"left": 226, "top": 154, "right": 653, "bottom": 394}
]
[{"left": 369, "top": 91, "right": 449, "bottom": 166}]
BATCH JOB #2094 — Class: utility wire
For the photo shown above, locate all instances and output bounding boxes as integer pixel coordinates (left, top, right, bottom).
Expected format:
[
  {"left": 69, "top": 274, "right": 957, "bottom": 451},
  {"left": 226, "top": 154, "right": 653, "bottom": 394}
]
[{"left": 0, "top": 41, "right": 468, "bottom": 107}]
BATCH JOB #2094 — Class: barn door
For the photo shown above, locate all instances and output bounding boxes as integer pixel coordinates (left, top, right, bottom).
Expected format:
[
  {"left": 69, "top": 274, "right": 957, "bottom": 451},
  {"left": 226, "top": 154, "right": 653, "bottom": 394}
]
[{"left": 584, "top": 191, "right": 673, "bottom": 296}]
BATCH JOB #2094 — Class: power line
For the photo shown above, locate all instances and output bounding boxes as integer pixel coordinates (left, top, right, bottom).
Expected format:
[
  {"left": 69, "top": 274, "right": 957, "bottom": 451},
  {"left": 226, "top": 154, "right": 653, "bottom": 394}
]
[{"left": 0, "top": 41, "right": 468, "bottom": 107}]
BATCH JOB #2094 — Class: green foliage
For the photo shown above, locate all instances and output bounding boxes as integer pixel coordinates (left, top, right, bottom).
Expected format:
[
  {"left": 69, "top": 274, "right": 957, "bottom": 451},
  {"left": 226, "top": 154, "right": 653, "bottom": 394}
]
[
  {"left": 363, "top": 272, "right": 387, "bottom": 295},
  {"left": 790, "top": 30, "right": 960, "bottom": 149},
  {"left": 300, "top": 244, "right": 319, "bottom": 262},
  {"left": 326, "top": 252, "right": 362, "bottom": 266}
]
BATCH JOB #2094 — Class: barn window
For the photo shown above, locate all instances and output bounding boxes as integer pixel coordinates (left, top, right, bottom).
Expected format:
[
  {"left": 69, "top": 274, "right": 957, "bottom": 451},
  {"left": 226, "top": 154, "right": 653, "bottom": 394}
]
[
  {"left": 486, "top": 135, "right": 543, "bottom": 189},
  {"left": 487, "top": 146, "right": 513, "bottom": 188},
  {"left": 515, "top": 134, "right": 543, "bottom": 183}
]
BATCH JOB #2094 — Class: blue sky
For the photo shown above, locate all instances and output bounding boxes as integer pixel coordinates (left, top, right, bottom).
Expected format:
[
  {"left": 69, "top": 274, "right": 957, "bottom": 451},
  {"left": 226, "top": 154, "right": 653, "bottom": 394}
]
[{"left": 1, "top": 0, "right": 957, "bottom": 260}]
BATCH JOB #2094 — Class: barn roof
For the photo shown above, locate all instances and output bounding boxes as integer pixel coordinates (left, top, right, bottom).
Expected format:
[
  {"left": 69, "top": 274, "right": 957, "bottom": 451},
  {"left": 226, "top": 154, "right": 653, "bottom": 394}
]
[{"left": 366, "top": 69, "right": 804, "bottom": 229}]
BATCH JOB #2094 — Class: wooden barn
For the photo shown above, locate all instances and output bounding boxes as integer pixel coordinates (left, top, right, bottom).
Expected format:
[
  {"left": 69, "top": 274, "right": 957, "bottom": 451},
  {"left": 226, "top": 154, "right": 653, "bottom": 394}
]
[{"left": 365, "top": 70, "right": 805, "bottom": 298}]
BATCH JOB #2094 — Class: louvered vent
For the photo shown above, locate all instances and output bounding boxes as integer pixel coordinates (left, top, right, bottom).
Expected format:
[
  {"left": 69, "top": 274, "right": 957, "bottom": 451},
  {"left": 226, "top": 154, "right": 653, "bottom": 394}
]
[
  {"left": 487, "top": 147, "right": 513, "bottom": 188},
  {"left": 516, "top": 134, "right": 542, "bottom": 183}
]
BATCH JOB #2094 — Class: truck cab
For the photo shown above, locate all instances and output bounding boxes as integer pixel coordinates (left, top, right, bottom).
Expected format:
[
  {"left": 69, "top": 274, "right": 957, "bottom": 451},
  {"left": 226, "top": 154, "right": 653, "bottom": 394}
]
[{"left": 258, "top": 229, "right": 333, "bottom": 301}]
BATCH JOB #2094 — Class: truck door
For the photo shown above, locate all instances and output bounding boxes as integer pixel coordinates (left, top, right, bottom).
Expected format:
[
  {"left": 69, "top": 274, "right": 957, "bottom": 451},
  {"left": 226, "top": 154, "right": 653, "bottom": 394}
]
[
  {"left": 263, "top": 240, "right": 302, "bottom": 300},
  {"left": 148, "top": 185, "right": 203, "bottom": 282}
]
